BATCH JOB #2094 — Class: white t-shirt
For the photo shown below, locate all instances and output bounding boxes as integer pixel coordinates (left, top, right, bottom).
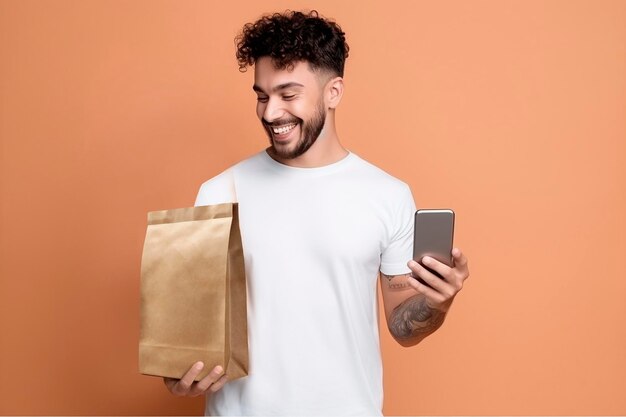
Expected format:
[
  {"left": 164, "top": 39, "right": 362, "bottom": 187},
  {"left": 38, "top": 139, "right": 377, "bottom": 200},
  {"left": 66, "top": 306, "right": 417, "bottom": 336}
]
[{"left": 195, "top": 150, "right": 415, "bottom": 416}]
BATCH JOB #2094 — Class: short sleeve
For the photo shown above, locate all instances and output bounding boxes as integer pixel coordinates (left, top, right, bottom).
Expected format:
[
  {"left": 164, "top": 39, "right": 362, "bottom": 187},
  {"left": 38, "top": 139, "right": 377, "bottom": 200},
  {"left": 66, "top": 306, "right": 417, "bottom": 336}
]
[
  {"left": 194, "top": 168, "right": 237, "bottom": 207},
  {"left": 380, "top": 183, "right": 416, "bottom": 276}
]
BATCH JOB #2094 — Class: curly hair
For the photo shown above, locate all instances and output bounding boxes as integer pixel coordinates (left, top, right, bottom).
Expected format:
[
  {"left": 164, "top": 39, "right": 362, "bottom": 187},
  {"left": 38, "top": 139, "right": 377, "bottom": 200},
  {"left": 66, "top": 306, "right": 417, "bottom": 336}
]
[{"left": 235, "top": 10, "right": 349, "bottom": 77}]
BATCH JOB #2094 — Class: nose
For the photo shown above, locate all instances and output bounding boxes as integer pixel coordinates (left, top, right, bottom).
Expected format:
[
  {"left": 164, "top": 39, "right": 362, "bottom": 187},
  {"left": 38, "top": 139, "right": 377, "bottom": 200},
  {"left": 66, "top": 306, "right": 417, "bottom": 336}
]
[{"left": 260, "top": 96, "right": 284, "bottom": 123}]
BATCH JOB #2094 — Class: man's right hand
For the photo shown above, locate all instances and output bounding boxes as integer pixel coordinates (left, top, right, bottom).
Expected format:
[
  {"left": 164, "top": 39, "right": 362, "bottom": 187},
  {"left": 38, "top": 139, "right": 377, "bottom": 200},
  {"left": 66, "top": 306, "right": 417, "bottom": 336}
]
[{"left": 163, "top": 362, "right": 228, "bottom": 397}]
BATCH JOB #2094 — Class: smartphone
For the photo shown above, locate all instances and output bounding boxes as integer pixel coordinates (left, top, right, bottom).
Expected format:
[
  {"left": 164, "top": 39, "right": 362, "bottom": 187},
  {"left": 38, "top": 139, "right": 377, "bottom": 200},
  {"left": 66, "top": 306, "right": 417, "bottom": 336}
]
[{"left": 413, "top": 209, "right": 455, "bottom": 284}]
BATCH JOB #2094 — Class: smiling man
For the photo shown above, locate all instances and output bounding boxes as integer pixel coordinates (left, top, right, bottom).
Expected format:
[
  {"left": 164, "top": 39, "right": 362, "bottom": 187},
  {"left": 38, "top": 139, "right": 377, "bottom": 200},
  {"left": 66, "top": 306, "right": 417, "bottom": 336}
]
[
  {"left": 163, "top": 10, "right": 469, "bottom": 416},
  {"left": 252, "top": 45, "right": 346, "bottom": 167}
]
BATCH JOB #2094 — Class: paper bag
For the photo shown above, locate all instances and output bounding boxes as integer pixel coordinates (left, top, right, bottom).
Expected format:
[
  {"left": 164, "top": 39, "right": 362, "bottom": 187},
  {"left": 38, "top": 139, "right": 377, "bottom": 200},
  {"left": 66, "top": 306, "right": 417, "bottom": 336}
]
[{"left": 139, "top": 203, "right": 248, "bottom": 381}]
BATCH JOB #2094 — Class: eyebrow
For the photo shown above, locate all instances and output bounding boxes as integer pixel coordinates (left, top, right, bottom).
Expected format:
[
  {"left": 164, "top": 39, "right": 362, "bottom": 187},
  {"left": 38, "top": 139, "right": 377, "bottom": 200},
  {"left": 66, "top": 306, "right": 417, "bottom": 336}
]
[{"left": 252, "top": 82, "right": 305, "bottom": 94}]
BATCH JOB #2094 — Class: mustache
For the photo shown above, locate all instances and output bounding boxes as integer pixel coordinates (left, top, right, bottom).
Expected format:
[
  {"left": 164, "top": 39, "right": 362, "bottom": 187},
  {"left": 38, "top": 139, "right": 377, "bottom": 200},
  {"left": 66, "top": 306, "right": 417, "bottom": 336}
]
[{"left": 262, "top": 117, "right": 301, "bottom": 128}]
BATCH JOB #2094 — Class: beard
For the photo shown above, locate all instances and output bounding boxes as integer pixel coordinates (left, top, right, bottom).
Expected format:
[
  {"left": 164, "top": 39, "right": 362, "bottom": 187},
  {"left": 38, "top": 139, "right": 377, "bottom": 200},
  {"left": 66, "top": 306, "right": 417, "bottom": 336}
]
[{"left": 263, "top": 100, "right": 326, "bottom": 160}]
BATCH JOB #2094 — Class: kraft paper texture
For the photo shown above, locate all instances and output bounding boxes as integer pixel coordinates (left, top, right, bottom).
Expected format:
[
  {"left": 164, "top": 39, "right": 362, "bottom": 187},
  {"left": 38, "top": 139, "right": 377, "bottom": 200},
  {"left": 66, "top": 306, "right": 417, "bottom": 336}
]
[{"left": 139, "top": 203, "right": 248, "bottom": 381}]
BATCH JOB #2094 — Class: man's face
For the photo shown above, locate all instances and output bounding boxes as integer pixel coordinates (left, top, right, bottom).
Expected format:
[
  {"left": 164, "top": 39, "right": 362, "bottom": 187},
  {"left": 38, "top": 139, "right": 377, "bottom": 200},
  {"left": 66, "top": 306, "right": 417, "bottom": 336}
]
[{"left": 253, "top": 57, "right": 328, "bottom": 160}]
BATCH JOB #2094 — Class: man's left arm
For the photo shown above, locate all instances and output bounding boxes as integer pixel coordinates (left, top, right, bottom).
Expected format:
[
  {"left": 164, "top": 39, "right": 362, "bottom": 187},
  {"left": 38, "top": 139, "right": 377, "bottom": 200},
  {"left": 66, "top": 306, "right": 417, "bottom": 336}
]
[{"left": 380, "top": 248, "right": 470, "bottom": 347}]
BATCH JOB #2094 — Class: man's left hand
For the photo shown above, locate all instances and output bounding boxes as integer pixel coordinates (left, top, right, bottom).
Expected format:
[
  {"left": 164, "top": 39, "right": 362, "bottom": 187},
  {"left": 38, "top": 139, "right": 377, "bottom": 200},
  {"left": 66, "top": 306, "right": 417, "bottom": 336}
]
[{"left": 407, "top": 247, "right": 470, "bottom": 313}]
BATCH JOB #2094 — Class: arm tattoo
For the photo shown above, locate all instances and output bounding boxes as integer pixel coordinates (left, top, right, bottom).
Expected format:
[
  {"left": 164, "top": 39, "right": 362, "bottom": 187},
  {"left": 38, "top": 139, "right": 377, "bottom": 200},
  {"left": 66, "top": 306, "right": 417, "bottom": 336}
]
[
  {"left": 388, "top": 294, "right": 446, "bottom": 341},
  {"left": 381, "top": 273, "right": 412, "bottom": 290}
]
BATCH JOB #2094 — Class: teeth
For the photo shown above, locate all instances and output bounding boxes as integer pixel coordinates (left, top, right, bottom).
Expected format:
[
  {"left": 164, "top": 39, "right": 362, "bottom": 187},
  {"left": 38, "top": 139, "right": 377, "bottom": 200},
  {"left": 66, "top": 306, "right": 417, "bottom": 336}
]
[{"left": 272, "top": 123, "right": 296, "bottom": 135}]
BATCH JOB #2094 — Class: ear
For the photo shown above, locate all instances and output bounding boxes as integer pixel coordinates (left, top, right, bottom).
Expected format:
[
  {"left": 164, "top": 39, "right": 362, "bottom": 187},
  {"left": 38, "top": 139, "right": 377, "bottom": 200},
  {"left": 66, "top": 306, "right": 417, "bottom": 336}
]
[{"left": 325, "top": 77, "right": 344, "bottom": 109}]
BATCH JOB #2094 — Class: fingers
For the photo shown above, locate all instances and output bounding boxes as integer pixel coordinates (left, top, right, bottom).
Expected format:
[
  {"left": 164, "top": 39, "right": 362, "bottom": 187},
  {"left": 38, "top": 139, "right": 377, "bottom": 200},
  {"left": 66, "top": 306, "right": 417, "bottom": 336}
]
[
  {"left": 163, "top": 377, "right": 178, "bottom": 392},
  {"left": 421, "top": 256, "right": 451, "bottom": 281},
  {"left": 452, "top": 248, "right": 469, "bottom": 277},
  {"left": 164, "top": 362, "right": 228, "bottom": 397},
  {"left": 209, "top": 373, "right": 229, "bottom": 393},
  {"left": 450, "top": 248, "right": 470, "bottom": 289},
  {"left": 405, "top": 249, "right": 470, "bottom": 312},
  {"left": 189, "top": 365, "right": 226, "bottom": 397},
  {"left": 406, "top": 267, "right": 448, "bottom": 304},
  {"left": 419, "top": 249, "right": 470, "bottom": 287},
  {"left": 174, "top": 361, "right": 205, "bottom": 395},
  {"left": 407, "top": 260, "right": 452, "bottom": 295}
]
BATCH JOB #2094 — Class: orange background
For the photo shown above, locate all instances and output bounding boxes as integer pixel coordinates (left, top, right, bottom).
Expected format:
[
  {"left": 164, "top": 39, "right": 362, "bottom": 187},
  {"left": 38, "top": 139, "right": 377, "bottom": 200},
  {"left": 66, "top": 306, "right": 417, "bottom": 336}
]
[{"left": 1, "top": 0, "right": 625, "bottom": 415}]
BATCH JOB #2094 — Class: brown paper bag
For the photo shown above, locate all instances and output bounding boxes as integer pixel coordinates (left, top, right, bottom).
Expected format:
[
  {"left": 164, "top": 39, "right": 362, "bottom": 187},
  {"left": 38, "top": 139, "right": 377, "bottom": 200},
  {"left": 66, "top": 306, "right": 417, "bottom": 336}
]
[{"left": 139, "top": 203, "right": 248, "bottom": 381}]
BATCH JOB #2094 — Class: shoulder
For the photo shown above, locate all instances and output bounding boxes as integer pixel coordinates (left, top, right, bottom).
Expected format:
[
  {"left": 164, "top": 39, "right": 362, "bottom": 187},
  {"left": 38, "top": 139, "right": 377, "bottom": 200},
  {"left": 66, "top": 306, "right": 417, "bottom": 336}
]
[
  {"left": 195, "top": 151, "right": 266, "bottom": 206},
  {"left": 350, "top": 153, "right": 413, "bottom": 199},
  {"left": 195, "top": 169, "right": 235, "bottom": 206}
]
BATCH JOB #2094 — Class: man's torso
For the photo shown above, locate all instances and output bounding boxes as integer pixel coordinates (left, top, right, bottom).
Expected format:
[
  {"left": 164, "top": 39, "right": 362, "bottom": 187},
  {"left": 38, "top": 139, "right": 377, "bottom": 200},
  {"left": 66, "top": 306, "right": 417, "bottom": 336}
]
[{"left": 195, "top": 151, "right": 415, "bottom": 416}]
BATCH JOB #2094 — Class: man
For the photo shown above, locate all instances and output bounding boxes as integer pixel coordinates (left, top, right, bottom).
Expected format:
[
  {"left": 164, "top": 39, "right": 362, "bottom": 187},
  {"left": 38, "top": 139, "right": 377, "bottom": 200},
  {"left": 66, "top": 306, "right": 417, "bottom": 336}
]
[{"left": 164, "top": 10, "right": 469, "bottom": 415}]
